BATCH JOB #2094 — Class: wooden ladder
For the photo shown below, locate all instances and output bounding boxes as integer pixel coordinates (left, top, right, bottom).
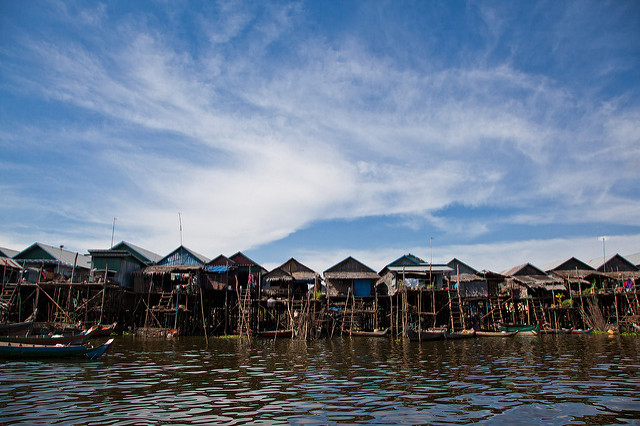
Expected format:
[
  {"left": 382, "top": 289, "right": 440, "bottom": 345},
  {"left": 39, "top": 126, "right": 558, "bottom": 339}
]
[
  {"left": 236, "top": 288, "right": 251, "bottom": 336},
  {"left": 0, "top": 283, "right": 19, "bottom": 321},
  {"left": 448, "top": 290, "right": 463, "bottom": 332},
  {"left": 156, "top": 291, "right": 174, "bottom": 309}
]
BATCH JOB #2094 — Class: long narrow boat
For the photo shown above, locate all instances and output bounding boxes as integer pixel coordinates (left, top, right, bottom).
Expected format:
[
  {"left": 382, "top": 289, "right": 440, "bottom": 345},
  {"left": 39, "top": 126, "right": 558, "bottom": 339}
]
[
  {"left": 349, "top": 328, "right": 390, "bottom": 337},
  {"left": 0, "top": 318, "right": 35, "bottom": 337},
  {"left": 499, "top": 323, "right": 540, "bottom": 336},
  {"left": 92, "top": 322, "right": 117, "bottom": 337},
  {"left": 0, "top": 338, "right": 113, "bottom": 360},
  {"left": 475, "top": 330, "right": 519, "bottom": 337},
  {"left": 445, "top": 329, "right": 476, "bottom": 339},
  {"left": 406, "top": 328, "right": 446, "bottom": 341},
  {"left": 0, "top": 309, "right": 37, "bottom": 336},
  {"left": 0, "top": 325, "right": 98, "bottom": 345},
  {"left": 255, "top": 329, "right": 293, "bottom": 339},
  {"left": 570, "top": 327, "right": 593, "bottom": 334},
  {"left": 539, "top": 328, "right": 570, "bottom": 335}
]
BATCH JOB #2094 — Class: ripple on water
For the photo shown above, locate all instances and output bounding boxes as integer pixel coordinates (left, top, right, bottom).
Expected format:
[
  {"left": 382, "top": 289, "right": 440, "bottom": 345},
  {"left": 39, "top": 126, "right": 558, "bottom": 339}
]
[{"left": 1, "top": 335, "right": 640, "bottom": 424}]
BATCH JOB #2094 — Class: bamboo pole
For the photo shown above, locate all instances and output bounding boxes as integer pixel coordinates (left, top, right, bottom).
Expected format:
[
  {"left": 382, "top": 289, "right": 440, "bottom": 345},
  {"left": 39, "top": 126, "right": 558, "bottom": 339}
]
[
  {"left": 143, "top": 279, "right": 153, "bottom": 333},
  {"left": 200, "top": 287, "right": 208, "bottom": 344},
  {"left": 99, "top": 265, "right": 108, "bottom": 325},
  {"left": 35, "top": 283, "right": 72, "bottom": 323}
]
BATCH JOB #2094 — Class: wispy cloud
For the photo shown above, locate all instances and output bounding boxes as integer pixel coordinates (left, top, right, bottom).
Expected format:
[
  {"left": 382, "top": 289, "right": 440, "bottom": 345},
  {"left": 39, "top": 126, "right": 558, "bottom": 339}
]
[{"left": 0, "top": 1, "right": 638, "bottom": 266}]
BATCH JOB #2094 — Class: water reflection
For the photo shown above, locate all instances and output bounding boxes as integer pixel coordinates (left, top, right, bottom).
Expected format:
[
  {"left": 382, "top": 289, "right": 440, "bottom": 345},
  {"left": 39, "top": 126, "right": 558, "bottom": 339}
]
[{"left": 0, "top": 334, "right": 639, "bottom": 424}]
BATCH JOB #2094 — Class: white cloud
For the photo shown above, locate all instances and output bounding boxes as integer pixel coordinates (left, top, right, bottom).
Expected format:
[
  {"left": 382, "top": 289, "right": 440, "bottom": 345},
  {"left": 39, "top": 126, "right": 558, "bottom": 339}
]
[
  {"left": 1, "top": 2, "right": 638, "bottom": 261},
  {"left": 294, "top": 234, "right": 640, "bottom": 276}
]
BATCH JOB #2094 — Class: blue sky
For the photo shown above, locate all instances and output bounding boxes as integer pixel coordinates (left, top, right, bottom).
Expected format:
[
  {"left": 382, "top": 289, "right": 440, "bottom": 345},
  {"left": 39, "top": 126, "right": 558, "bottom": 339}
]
[{"left": 1, "top": 1, "right": 639, "bottom": 273}]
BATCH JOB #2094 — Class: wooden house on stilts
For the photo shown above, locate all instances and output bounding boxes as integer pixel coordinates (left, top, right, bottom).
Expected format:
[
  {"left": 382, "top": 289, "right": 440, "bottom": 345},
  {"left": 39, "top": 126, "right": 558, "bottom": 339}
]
[
  {"left": 133, "top": 245, "right": 209, "bottom": 336},
  {"left": 324, "top": 256, "right": 380, "bottom": 334}
]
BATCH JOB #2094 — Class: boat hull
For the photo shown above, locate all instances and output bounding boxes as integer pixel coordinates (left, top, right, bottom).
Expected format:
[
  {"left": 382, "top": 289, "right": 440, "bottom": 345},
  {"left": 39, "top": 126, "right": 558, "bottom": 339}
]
[
  {"left": 499, "top": 323, "right": 540, "bottom": 335},
  {"left": 0, "top": 325, "right": 98, "bottom": 345},
  {"left": 445, "top": 330, "right": 476, "bottom": 339},
  {"left": 347, "top": 328, "right": 390, "bottom": 337},
  {"left": 475, "top": 330, "right": 519, "bottom": 337},
  {"left": 407, "top": 329, "right": 446, "bottom": 341},
  {"left": 0, "top": 338, "right": 113, "bottom": 360},
  {"left": 255, "top": 330, "right": 293, "bottom": 339}
]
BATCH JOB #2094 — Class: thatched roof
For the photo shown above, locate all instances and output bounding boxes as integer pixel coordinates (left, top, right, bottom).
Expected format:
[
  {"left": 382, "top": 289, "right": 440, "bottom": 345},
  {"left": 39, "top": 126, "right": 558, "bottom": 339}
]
[
  {"left": 263, "top": 267, "right": 294, "bottom": 282},
  {"left": 324, "top": 256, "right": 379, "bottom": 280},
  {"left": 446, "top": 273, "right": 485, "bottom": 284},
  {"left": 506, "top": 275, "right": 566, "bottom": 291},
  {"left": 324, "top": 271, "right": 380, "bottom": 280},
  {"left": 278, "top": 258, "right": 318, "bottom": 281},
  {"left": 548, "top": 269, "right": 598, "bottom": 284}
]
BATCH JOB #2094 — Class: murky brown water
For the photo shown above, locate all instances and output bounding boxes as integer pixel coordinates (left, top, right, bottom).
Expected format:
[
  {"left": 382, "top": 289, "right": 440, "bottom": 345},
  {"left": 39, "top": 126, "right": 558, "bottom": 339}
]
[{"left": 1, "top": 334, "right": 639, "bottom": 425}]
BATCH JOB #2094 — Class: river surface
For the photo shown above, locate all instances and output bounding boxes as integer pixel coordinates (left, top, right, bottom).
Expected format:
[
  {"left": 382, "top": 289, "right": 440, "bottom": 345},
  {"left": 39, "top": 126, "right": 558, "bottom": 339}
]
[{"left": 1, "top": 334, "right": 639, "bottom": 425}]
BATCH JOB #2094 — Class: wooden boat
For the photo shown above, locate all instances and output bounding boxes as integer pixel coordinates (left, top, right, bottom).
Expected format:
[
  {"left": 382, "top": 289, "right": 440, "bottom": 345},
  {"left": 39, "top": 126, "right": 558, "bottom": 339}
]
[
  {"left": 406, "top": 328, "right": 446, "bottom": 341},
  {"left": 0, "top": 325, "right": 98, "bottom": 345},
  {"left": 92, "top": 322, "right": 117, "bottom": 337},
  {"left": 499, "top": 323, "right": 540, "bottom": 336},
  {"left": 539, "top": 328, "right": 570, "bottom": 335},
  {"left": 255, "top": 329, "right": 293, "bottom": 339},
  {"left": 570, "top": 327, "right": 593, "bottom": 334},
  {"left": 0, "top": 309, "right": 37, "bottom": 336},
  {"left": 0, "top": 338, "right": 113, "bottom": 360},
  {"left": 348, "top": 328, "right": 390, "bottom": 337},
  {"left": 475, "top": 330, "right": 519, "bottom": 337},
  {"left": 445, "top": 329, "right": 476, "bottom": 339}
]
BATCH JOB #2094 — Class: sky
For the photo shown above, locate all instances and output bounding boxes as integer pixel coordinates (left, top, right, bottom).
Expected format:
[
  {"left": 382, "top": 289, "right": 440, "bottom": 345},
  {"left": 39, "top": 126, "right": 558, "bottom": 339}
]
[{"left": 1, "top": 0, "right": 639, "bottom": 274}]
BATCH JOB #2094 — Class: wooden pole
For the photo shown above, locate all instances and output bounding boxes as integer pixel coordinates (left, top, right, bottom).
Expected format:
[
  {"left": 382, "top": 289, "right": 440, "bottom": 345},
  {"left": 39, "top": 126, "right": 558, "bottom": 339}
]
[
  {"left": 99, "top": 265, "right": 108, "bottom": 325},
  {"left": 200, "top": 287, "right": 208, "bottom": 344},
  {"left": 35, "top": 283, "right": 72, "bottom": 323},
  {"left": 390, "top": 289, "right": 394, "bottom": 337},
  {"left": 143, "top": 279, "right": 153, "bottom": 333}
]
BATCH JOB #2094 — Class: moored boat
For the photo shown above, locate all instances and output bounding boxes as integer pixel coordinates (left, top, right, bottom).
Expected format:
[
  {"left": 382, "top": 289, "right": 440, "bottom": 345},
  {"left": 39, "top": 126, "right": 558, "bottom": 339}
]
[
  {"left": 406, "top": 328, "right": 446, "bottom": 341},
  {"left": 570, "top": 327, "right": 593, "bottom": 334},
  {"left": 0, "top": 338, "right": 113, "bottom": 360},
  {"left": 255, "top": 329, "right": 293, "bottom": 339},
  {"left": 0, "top": 325, "right": 98, "bottom": 345},
  {"left": 0, "top": 309, "right": 37, "bottom": 336},
  {"left": 539, "top": 328, "right": 570, "bottom": 335},
  {"left": 347, "top": 328, "right": 390, "bottom": 337},
  {"left": 445, "top": 329, "right": 476, "bottom": 339},
  {"left": 499, "top": 323, "right": 540, "bottom": 336},
  {"left": 475, "top": 330, "right": 519, "bottom": 337},
  {"left": 92, "top": 322, "right": 117, "bottom": 337}
]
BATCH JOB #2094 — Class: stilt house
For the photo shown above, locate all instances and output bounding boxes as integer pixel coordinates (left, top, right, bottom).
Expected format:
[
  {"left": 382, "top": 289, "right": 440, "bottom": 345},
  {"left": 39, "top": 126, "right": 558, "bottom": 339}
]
[
  {"left": 89, "top": 241, "right": 161, "bottom": 289},
  {"left": 262, "top": 258, "right": 319, "bottom": 299},
  {"left": 324, "top": 256, "right": 380, "bottom": 298},
  {"left": 13, "top": 243, "right": 91, "bottom": 283}
]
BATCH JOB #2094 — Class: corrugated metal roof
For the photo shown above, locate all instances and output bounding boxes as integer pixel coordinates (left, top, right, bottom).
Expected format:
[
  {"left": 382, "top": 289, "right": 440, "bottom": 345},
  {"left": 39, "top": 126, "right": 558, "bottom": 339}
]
[
  {"left": 15, "top": 242, "right": 91, "bottom": 269},
  {"left": 0, "top": 247, "right": 19, "bottom": 258},
  {"left": 623, "top": 252, "right": 640, "bottom": 267},
  {"left": 112, "top": 241, "right": 163, "bottom": 264},
  {"left": 0, "top": 256, "right": 22, "bottom": 269}
]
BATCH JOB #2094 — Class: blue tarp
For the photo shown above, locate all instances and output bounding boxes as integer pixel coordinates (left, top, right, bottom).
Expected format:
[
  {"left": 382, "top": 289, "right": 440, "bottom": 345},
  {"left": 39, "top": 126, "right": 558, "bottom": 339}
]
[
  {"left": 354, "top": 279, "right": 371, "bottom": 297},
  {"left": 205, "top": 265, "right": 228, "bottom": 273}
]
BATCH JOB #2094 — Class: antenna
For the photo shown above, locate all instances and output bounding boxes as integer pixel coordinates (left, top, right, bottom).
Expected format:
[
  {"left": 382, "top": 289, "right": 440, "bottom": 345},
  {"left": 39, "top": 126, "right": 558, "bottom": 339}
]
[
  {"left": 178, "top": 212, "right": 183, "bottom": 246},
  {"left": 111, "top": 217, "right": 117, "bottom": 248},
  {"left": 599, "top": 236, "right": 607, "bottom": 273}
]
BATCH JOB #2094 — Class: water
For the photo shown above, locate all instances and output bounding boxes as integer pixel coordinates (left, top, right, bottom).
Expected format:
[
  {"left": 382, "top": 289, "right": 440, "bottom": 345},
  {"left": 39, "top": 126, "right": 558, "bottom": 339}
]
[{"left": 1, "top": 334, "right": 639, "bottom": 425}]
